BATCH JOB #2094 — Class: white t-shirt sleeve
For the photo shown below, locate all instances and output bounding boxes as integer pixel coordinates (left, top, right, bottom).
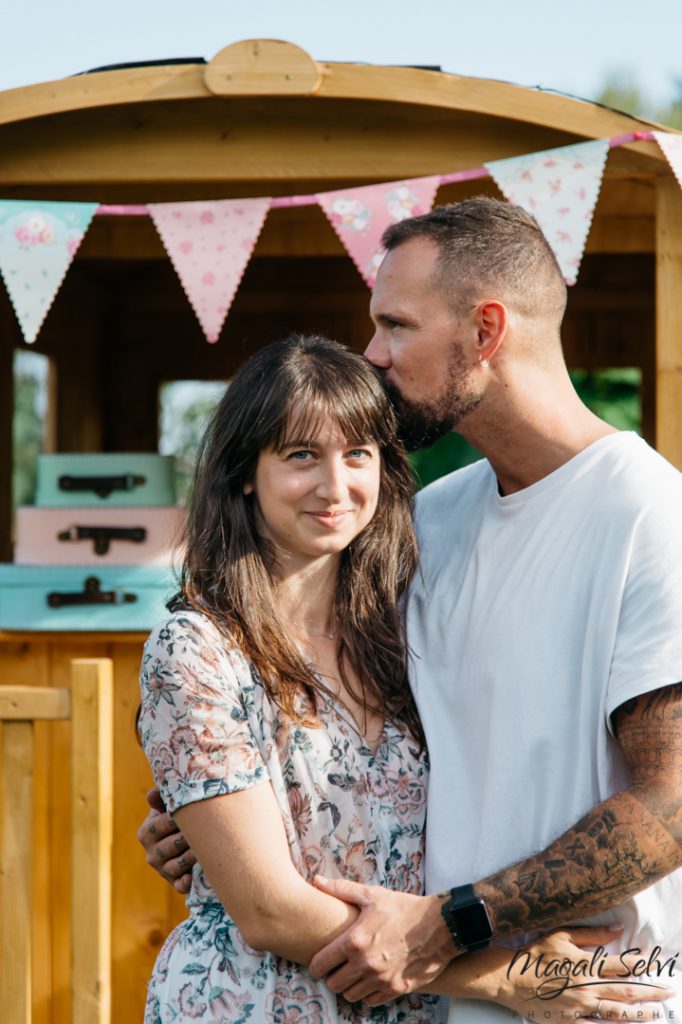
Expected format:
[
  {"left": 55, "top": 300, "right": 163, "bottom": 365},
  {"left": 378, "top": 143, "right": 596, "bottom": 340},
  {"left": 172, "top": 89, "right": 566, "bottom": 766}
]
[{"left": 606, "top": 500, "right": 682, "bottom": 727}]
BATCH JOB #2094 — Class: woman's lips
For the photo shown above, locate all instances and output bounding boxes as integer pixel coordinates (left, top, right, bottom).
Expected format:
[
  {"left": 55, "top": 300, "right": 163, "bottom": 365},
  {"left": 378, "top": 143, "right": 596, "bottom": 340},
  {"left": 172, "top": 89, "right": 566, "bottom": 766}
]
[{"left": 305, "top": 510, "right": 351, "bottom": 526}]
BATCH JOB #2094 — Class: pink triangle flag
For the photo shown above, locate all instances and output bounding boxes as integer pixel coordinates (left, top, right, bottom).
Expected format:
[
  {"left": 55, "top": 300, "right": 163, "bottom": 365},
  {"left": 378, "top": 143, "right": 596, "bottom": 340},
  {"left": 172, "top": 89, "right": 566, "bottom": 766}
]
[
  {"left": 149, "top": 198, "right": 271, "bottom": 343},
  {"left": 316, "top": 177, "right": 441, "bottom": 287},
  {"left": 485, "top": 139, "right": 609, "bottom": 285},
  {"left": 653, "top": 131, "right": 682, "bottom": 189}
]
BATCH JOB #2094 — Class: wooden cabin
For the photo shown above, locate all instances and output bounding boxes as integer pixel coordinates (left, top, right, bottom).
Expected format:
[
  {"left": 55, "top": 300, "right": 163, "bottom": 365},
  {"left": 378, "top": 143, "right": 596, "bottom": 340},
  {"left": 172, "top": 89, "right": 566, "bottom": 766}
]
[{"left": 1, "top": 38, "right": 681, "bottom": 1022}]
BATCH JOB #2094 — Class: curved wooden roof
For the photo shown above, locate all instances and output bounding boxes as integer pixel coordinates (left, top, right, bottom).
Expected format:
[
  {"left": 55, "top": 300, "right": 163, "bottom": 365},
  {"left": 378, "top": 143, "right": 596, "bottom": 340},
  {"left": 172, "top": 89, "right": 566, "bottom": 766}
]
[
  {"left": 0, "top": 38, "right": 667, "bottom": 203},
  {"left": 0, "top": 39, "right": 664, "bottom": 138}
]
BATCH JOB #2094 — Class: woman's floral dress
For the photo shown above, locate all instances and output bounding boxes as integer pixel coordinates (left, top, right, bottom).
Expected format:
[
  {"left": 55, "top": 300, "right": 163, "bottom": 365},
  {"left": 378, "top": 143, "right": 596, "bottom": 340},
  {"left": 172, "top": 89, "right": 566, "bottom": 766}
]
[{"left": 139, "top": 610, "right": 442, "bottom": 1024}]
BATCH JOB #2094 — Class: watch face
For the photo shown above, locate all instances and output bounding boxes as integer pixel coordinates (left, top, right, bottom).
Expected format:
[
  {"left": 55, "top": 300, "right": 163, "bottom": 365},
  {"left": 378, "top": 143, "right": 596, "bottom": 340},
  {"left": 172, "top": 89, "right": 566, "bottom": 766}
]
[{"left": 464, "top": 900, "right": 493, "bottom": 943}]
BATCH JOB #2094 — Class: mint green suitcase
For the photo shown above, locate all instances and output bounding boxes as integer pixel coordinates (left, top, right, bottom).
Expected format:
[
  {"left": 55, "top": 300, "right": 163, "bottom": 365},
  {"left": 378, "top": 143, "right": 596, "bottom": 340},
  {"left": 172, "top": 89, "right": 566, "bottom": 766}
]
[
  {"left": 0, "top": 565, "right": 177, "bottom": 631},
  {"left": 36, "top": 454, "right": 176, "bottom": 508}
]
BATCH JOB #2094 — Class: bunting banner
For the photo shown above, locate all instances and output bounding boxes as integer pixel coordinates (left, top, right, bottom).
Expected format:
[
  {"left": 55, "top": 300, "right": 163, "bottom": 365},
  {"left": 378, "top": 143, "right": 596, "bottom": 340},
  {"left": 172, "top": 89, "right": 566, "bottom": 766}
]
[
  {"left": 149, "top": 198, "right": 271, "bottom": 343},
  {"left": 653, "top": 131, "right": 682, "bottom": 189},
  {"left": 316, "top": 176, "right": 441, "bottom": 287},
  {"left": 0, "top": 200, "right": 97, "bottom": 344},
  {"left": 485, "top": 139, "right": 609, "bottom": 285},
  {"left": 2, "top": 132, "right": 679, "bottom": 346}
]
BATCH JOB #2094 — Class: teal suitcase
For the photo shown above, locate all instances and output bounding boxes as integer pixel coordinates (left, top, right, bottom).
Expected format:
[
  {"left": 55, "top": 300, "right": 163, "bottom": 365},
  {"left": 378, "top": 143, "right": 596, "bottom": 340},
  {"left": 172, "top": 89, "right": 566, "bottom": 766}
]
[
  {"left": 36, "top": 454, "right": 176, "bottom": 508},
  {"left": 0, "top": 565, "right": 178, "bottom": 631}
]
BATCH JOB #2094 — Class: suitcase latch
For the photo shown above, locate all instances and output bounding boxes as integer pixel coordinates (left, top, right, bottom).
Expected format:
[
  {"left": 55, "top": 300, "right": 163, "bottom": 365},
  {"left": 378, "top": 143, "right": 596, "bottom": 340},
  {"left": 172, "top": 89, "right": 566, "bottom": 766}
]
[
  {"left": 58, "top": 473, "right": 147, "bottom": 499},
  {"left": 57, "top": 525, "right": 147, "bottom": 556},
  {"left": 47, "top": 576, "right": 138, "bottom": 609}
]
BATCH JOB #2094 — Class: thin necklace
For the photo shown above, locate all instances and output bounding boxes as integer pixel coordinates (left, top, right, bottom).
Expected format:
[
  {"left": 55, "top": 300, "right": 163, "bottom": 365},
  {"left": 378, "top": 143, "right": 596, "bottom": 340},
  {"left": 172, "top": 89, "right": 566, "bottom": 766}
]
[{"left": 288, "top": 621, "right": 337, "bottom": 641}]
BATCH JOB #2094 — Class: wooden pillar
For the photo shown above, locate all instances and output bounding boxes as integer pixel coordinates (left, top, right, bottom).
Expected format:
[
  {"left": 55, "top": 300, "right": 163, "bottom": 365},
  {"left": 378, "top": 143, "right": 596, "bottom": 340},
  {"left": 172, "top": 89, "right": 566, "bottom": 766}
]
[
  {"left": 0, "top": 720, "right": 34, "bottom": 1024},
  {"left": 0, "top": 327, "right": 13, "bottom": 562},
  {"left": 655, "top": 174, "right": 682, "bottom": 468},
  {"left": 70, "top": 658, "right": 113, "bottom": 1024}
]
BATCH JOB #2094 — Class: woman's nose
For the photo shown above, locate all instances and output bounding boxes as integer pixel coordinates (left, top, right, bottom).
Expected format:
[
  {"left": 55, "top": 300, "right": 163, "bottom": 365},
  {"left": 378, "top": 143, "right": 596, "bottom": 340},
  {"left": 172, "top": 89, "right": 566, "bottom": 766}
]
[{"left": 315, "top": 459, "right": 346, "bottom": 503}]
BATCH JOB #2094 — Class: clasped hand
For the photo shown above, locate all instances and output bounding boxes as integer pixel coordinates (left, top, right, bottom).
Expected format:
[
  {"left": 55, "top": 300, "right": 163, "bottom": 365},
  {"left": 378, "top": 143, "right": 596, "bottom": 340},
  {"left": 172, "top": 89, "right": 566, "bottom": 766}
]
[{"left": 308, "top": 876, "right": 456, "bottom": 1006}]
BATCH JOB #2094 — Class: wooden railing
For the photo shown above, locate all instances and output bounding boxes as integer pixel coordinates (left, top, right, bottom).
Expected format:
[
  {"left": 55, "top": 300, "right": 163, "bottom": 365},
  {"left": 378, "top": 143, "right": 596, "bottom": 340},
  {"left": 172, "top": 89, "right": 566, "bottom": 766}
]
[{"left": 0, "top": 659, "right": 113, "bottom": 1024}]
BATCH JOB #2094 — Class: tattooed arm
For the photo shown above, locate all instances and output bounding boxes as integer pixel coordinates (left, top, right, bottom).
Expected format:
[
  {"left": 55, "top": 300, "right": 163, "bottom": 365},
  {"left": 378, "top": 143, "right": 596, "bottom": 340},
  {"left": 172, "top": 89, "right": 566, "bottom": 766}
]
[{"left": 308, "top": 682, "right": 682, "bottom": 1003}]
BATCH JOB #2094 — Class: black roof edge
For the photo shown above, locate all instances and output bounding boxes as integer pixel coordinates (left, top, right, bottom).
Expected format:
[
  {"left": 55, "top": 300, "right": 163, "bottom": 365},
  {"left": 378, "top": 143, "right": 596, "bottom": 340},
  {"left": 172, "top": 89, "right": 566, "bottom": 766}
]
[{"left": 77, "top": 57, "right": 207, "bottom": 76}]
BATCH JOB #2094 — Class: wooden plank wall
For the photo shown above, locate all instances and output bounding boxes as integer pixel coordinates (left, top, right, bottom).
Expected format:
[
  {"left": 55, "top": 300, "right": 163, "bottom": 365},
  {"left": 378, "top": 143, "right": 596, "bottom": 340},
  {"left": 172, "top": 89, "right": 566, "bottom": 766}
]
[{"left": 0, "top": 634, "right": 186, "bottom": 1024}]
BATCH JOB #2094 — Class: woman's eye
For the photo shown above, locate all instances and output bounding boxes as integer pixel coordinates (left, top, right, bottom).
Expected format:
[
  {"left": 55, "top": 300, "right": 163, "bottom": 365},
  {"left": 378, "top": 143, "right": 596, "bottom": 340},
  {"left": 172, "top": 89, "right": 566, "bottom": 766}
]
[
  {"left": 288, "top": 450, "right": 314, "bottom": 461},
  {"left": 347, "top": 449, "right": 372, "bottom": 460}
]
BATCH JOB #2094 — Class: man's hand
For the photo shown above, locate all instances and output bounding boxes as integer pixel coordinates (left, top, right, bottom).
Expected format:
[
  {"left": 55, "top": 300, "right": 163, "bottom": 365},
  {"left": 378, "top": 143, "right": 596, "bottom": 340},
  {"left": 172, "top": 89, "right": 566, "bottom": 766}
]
[
  {"left": 308, "top": 876, "right": 457, "bottom": 1006},
  {"left": 136, "top": 787, "right": 196, "bottom": 894}
]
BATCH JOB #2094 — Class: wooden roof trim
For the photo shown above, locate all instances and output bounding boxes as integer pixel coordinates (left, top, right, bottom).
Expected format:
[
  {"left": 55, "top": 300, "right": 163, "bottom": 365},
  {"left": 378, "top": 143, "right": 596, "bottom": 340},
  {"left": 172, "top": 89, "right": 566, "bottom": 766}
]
[{"left": 0, "top": 40, "right": 668, "bottom": 167}]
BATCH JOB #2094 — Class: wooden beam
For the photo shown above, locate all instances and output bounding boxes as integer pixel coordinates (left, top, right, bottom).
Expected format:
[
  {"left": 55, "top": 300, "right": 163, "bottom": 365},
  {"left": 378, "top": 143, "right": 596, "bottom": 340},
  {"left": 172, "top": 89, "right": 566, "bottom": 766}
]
[
  {"left": 0, "top": 720, "right": 33, "bottom": 1024},
  {"left": 0, "top": 90, "right": 668, "bottom": 194},
  {"left": 0, "top": 686, "right": 70, "bottom": 720},
  {"left": 655, "top": 174, "right": 682, "bottom": 468},
  {"left": 70, "top": 658, "right": 113, "bottom": 1024}
]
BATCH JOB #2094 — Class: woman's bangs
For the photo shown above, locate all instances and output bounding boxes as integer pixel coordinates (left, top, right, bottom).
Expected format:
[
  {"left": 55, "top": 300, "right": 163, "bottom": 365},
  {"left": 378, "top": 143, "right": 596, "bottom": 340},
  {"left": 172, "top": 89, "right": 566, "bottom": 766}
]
[{"left": 273, "top": 382, "right": 386, "bottom": 452}]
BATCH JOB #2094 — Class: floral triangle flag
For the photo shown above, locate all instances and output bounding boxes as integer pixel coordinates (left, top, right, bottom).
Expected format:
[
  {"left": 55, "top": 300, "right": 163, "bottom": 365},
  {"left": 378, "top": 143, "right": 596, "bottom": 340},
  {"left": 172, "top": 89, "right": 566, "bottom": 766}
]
[
  {"left": 485, "top": 139, "right": 609, "bottom": 285},
  {"left": 653, "top": 131, "right": 682, "bottom": 189},
  {"left": 0, "top": 200, "right": 98, "bottom": 344},
  {"left": 149, "top": 198, "right": 271, "bottom": 343},
  {"left": 316, "top": 177, "right": 441, "bottom": 287}
]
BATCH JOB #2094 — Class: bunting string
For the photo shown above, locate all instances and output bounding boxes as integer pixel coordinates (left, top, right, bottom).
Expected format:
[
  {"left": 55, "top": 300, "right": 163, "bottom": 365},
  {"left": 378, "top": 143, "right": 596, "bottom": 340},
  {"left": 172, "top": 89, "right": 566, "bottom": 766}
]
[{"left": 0, "top": 129, "right": 675, "bottom": 345}]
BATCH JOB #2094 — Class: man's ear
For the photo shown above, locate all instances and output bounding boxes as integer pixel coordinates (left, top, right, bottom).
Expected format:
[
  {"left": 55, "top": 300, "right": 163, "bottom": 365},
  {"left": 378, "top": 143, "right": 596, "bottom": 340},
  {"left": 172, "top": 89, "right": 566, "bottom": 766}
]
[{"left": 475, "top": 300, "right": 507, "bottom": 366}]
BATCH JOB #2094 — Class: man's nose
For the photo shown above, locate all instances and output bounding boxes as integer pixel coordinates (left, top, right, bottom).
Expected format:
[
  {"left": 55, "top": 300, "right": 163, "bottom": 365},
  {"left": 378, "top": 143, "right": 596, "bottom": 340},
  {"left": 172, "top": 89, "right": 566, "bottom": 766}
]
[{"left": 364, "top": 330, "right": 390, "bottom": 368}]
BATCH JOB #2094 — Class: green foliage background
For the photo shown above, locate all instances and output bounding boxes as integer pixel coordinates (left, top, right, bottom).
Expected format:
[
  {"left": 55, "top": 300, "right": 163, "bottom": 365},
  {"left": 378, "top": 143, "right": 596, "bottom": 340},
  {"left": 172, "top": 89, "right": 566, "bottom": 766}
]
[
  {"left": 12, "top": 352, "right": 48, "bottom": 511},
  {"left": 595, "top": 71, "right": 682, "bottom": 128}
]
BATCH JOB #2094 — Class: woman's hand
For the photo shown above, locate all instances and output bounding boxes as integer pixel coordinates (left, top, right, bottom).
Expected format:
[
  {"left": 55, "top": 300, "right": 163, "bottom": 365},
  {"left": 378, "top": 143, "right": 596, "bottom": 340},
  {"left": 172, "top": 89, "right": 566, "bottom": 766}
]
[{"left": 428, "top": 926, "right": 676, "bottom": 1020}]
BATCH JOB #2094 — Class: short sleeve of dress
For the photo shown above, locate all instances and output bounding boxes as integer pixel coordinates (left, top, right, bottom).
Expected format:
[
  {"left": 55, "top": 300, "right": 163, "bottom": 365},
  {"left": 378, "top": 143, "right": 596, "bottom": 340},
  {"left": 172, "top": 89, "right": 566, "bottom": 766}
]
[{"left": 138, "top": 611, "right": 270, "bottom": 815}]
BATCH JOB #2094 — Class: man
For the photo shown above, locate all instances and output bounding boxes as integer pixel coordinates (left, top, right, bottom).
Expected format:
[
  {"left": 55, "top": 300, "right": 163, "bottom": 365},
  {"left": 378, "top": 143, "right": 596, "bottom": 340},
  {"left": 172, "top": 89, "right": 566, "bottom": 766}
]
[{"left": 139, "top": 198, "right": 682, "bottom": 1022}]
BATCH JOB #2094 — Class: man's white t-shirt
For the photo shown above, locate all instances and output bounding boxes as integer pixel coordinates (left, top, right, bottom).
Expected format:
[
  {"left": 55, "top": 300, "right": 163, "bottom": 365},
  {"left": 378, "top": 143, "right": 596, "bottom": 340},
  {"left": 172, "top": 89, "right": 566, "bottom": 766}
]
[{"left": 408, "top": 433, "right": 682, "bottom": 1024}]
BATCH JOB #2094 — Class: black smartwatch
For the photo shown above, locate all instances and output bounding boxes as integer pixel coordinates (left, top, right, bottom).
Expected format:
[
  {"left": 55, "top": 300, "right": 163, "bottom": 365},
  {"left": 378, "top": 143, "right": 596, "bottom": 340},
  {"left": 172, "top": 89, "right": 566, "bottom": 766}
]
[{"left": 440, "top": 883, "right": 493, "bottom": 953}]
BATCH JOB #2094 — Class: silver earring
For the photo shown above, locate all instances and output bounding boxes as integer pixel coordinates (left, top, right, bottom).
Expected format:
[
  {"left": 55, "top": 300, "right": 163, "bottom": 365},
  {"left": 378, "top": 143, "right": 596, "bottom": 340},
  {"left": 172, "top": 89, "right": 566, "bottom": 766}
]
[{"left": 480, "top": 357, "right": 489, "bottom": 369}]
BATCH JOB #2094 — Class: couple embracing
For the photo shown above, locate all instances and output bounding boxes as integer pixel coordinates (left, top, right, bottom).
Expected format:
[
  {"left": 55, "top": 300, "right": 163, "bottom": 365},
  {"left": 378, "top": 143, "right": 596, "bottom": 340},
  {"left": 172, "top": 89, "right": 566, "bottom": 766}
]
[{"left": 137, "top": 198, "right": 682, "bottom": 1024}]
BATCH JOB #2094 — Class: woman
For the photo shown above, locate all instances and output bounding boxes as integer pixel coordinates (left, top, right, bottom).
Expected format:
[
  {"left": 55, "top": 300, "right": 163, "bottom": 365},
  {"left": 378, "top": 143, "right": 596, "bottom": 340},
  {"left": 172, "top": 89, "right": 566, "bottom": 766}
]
[{"left": 138, "top": 335, "right": 667, "bottom": 1023}]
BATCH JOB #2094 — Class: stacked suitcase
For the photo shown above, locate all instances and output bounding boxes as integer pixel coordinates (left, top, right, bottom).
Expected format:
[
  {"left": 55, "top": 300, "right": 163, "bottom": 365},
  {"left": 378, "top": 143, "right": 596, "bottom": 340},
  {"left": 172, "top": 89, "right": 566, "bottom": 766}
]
[{"left": 0, "top": 454, "right": 184, "bottom": 630}]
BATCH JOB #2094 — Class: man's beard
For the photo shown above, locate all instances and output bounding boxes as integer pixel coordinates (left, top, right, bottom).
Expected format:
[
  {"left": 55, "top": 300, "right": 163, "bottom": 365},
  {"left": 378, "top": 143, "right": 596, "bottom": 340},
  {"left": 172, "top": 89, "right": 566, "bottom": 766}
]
[{"left": 376, "top": 348, "right": 482, "bottom": 452}]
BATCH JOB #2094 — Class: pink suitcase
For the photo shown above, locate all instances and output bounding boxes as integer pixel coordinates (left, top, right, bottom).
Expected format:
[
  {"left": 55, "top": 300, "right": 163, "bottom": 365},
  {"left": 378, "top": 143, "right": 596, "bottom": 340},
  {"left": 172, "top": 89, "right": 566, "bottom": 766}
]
[{"left": 15, "top": 506, "right": 185, "bottom": 567}]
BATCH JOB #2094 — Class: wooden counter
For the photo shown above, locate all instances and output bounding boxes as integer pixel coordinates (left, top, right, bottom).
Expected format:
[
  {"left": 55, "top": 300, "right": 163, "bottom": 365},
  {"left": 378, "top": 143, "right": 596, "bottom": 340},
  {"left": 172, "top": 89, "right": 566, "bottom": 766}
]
[{"left": 0, "top": 631, "right": 186, "bottom": 1024}]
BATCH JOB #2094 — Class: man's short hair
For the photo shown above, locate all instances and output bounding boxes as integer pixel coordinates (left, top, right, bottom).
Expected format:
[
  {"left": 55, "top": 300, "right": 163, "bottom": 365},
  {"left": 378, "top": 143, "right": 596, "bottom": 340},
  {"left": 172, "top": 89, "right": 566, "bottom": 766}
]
[{"left": 382, "top": 196, "right": 567, "bottom": 325}]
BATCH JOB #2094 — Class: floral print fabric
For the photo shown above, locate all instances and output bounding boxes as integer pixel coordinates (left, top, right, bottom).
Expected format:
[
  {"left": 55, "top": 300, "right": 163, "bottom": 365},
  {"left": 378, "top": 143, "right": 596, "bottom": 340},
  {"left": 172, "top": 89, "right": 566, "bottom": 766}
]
[{"left": 139, "top": 611, "right": 441, "bottom": 1024}]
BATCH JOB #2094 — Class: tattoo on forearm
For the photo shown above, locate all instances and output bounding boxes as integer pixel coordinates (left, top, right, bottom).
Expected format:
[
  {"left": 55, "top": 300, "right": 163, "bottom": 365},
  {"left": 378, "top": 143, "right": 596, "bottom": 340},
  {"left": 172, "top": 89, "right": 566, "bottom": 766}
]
[{"left": 476, "top": 683, "right": 682, "bottom": 938}]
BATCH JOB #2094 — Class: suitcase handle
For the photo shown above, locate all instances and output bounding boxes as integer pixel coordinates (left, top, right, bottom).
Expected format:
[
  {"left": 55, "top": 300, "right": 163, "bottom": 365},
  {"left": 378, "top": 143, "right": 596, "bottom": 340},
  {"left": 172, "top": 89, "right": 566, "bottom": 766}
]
[
  {"left": 58, "top": 473, "right": 147, "bottom": 499},
  {"left": 57, "top": 525, "right": 147, "bottom": 556},
  {"left": 47, "top": 576, "right": 138, "bottom": 609}
]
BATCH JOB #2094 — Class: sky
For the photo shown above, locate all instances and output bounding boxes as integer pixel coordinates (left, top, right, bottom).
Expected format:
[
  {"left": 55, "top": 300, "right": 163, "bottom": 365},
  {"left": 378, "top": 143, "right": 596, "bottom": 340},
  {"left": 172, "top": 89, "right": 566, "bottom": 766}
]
[{"left": 1, "top": 0, "right": 680, "bottom": 115}]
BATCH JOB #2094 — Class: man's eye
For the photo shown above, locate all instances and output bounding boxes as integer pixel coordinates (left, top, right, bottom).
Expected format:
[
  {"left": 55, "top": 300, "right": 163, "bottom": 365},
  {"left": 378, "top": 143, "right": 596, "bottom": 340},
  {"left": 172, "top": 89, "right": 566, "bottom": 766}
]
[
  {"left": 287, "top": 450, "right": 314, "bottom": 461},
  {"left": 347, "top": 449, "right": 372, "bottom": 460}
]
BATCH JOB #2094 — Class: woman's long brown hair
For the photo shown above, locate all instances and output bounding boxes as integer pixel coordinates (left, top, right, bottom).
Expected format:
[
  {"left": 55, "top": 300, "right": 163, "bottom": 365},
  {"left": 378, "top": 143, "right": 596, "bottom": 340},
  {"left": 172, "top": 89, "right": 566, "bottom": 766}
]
[{"left": 171, "top": 334, "right": 423, "bottom": 746}]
